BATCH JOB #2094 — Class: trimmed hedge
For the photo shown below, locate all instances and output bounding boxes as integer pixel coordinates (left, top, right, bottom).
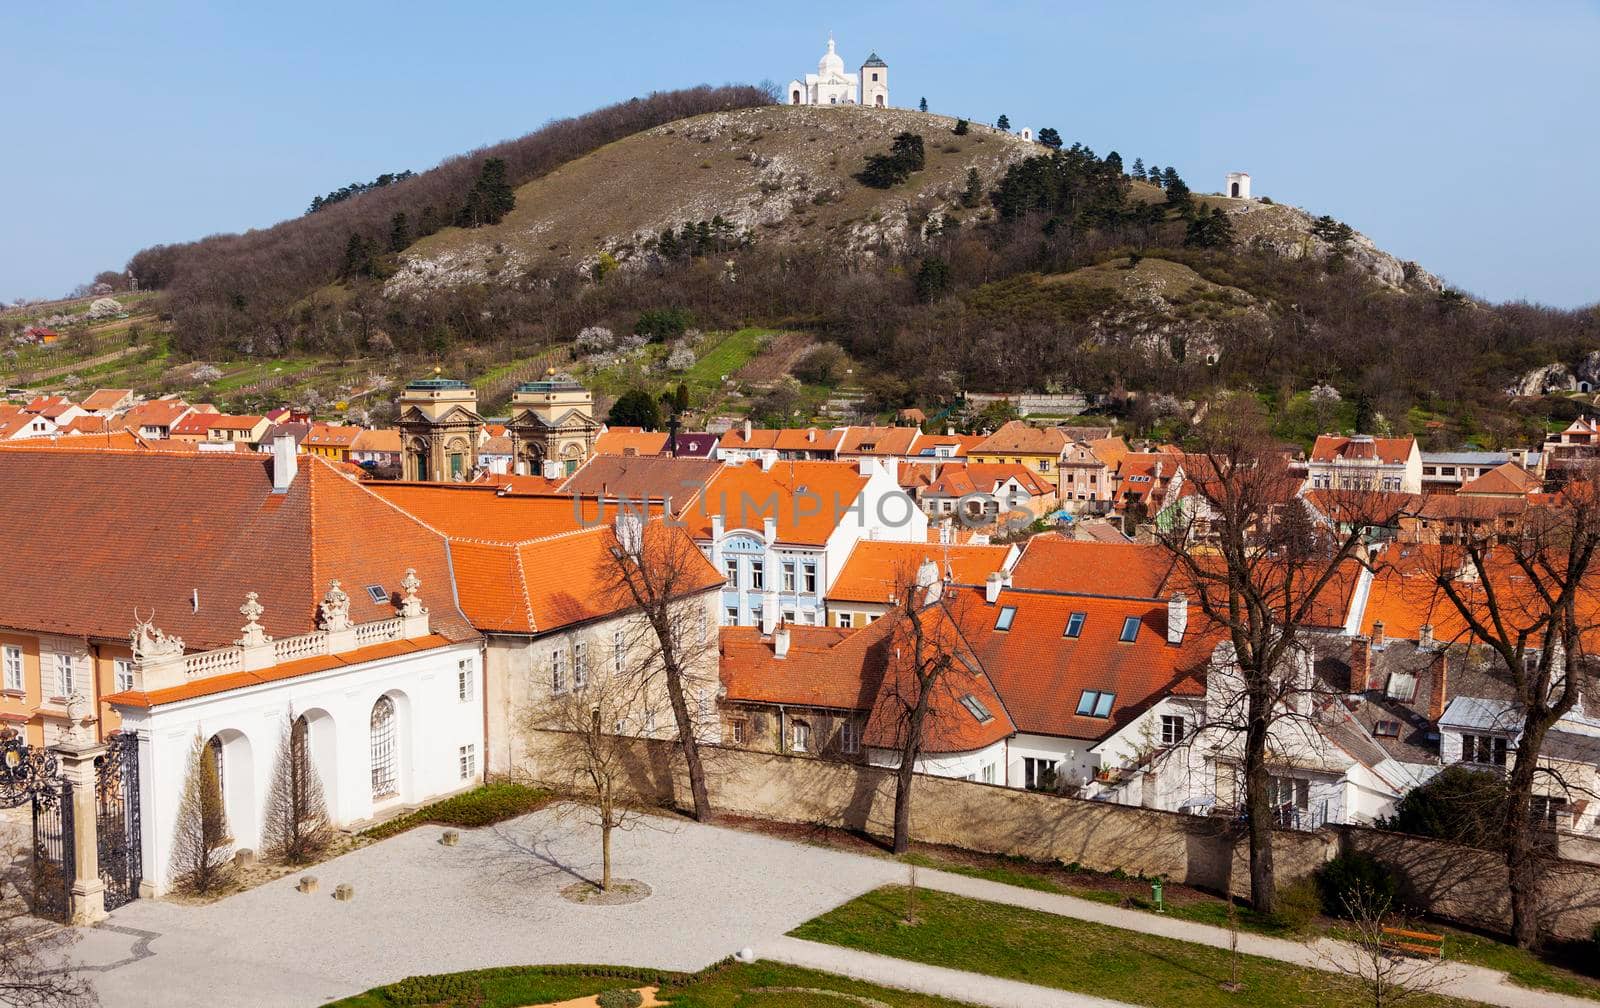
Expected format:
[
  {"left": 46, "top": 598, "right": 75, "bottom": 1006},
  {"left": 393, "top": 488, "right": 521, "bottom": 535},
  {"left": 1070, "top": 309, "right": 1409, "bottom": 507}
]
[{"left": 361, "top": 781, "right": 552, "bottom": 841}]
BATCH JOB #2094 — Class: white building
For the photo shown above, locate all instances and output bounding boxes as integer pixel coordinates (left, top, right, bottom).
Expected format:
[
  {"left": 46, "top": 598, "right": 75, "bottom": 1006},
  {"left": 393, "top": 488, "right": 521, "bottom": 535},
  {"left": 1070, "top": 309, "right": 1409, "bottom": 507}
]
[
  {"left": 686, "top": 458, "right": 927, "bottom": 629},
  {"left": 785, "top": 38, "right": 889, "bottom": 108}
]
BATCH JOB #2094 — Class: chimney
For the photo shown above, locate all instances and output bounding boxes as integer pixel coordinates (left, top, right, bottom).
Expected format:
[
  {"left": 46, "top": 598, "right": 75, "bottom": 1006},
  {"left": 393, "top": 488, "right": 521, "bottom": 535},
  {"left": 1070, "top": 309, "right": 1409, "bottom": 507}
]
[
  {"left": 984, "top": 571, "right": 1003, "bottom": 604},
  {"left": 1418, "top": 623, "right": 1434, "bottom": 650},
  {"left": 742, "top": 419, "right": 752, "bottom": 442},
  {"left": 774, "top": 622, "right": 791, "bottom": 659},
  {"left": 1349, "top": 635, "right": 1371, "bottom": 693},
  {"left": 1371, "top": 620, "right": 1386, "bottom": 648},
  {"left": 760, "top": 451, "right": 775, "bottom": 472},
  {"left": 1427, "top": 651, "right": 1449, "bottom": 721},
  {"left": 271, "top": 433, "right": 297, "bottom": 492},
  {"left": 761, "top": 598, "right": 777, "bottom": 636},
  {"left": 1167, "top": 592, "right": 1188, "bottom": 645},
  {"left": 807, "top": 428, "right": 816, "bottom": 443},
  {"left": 939, "top": 521, "right": 952, "bottom": 545}
]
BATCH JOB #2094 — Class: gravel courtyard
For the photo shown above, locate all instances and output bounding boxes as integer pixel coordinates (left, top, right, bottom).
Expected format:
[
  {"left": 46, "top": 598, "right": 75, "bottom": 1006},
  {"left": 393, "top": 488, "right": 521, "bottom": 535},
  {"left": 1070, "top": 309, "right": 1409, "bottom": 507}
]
[{"left": 66, "top": 805, "right": 908, "bottom": 1008}]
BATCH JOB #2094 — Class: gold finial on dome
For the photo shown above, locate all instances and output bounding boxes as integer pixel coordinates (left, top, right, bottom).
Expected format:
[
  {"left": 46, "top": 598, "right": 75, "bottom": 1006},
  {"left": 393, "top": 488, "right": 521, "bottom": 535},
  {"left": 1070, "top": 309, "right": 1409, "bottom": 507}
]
[{"left": 547, "top": 366, "right": 558, "bottom": 377}]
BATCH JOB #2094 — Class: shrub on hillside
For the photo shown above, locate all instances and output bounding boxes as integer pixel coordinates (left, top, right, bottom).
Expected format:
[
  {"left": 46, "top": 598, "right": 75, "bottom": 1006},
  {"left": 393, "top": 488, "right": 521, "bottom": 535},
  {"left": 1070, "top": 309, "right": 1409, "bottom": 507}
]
[
  {"left": 793, "top": 343, "right": 848, "bottom": 386},
  {"left": 598, "top": 989, "right": 643, "bottom": 1008}
]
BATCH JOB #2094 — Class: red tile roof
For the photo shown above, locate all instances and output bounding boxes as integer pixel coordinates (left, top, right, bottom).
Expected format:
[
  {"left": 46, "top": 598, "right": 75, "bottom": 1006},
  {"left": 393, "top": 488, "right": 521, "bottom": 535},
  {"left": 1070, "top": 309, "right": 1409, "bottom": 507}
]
[
  {"left": 0, "top": 449, "right": 477, "bottom": 649},
  {"left": 926, "top": 463, "right": 1053, "bottom": 499},
  {"left": 22, "top": 395, "right": 78, "bottom": 420},
  {"left": 719, "top": 427, "right": 843, "bottom": 454},
  {"left": 593, "top": 427, "right": 670, "bottom": 457},
  {"left": 1459, "top": 462, "right": 1541, "bottom": 497},
  {"left": 682, "top": 460, "right": 870, "bottom": 546},
  {"left": 837, "top": 426, "right": 921, "bottom": 457},
  {"left": 720, "top": 626, "right": 867, "bottom": 709},
  {"left": 81, "top": 389, "right": 133, "bottom": 412},
  {"left": 1010, "top": 536, "right": 1176, "bottom": 598},
  {"left": 973, "top": 420, "right": 1068, "bottom": 456},
  {"left": 829, "top": 541, "right": 1013, "bottom": 604},
  {"left": 121, "top": 399, "right": 191, "bottom": 430},
  {"left": 303, "top": 423, "right": 362, "bottom": 447},
  {"left": 1311, "top": 435, "right": 1416, "bottom": 466}
]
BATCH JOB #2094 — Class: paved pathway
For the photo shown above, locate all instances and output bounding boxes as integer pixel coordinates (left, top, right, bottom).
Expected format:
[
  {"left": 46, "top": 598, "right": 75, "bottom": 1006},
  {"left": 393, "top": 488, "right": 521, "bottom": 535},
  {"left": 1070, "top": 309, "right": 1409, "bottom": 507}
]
[
  {"left": 51, "top": 807, "right": 1594, "bottom": 1008},
  {"left": 766, "top": 936, "right": 1135, "bottom": 1008}
]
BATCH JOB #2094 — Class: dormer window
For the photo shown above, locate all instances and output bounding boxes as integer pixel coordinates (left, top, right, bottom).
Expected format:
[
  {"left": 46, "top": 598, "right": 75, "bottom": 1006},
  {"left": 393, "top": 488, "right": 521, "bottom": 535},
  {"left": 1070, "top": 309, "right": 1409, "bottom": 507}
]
[
  {"left": 1374, "top": 720, "right": 1402, "bottom": 737},
  {"left": 1119, "top": 616, "right": 1141, "bottom": 642},
  {"left": 1064, "top": 612, "right": 1086, "bottom": 638},
  {"left": 994, "top": 606, "right": 1017, "bottom": 632}
]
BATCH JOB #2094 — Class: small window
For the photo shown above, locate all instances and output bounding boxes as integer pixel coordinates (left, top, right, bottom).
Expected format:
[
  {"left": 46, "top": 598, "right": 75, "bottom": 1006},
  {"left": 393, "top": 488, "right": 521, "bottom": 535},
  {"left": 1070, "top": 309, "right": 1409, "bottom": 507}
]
[
  {"left": 791, "top": 720, "right": 810, "bottom": 753},
  {"left": 573, "top": 641, "right": 589, "bottom": 688},
  {"left": 840, "top": 720, "right": 861, "bottom": 754},
  {"left": 1064, "top": 612, "right": 1086, "bottom": 638},
  {"left": 1374, "top": 720, "right": 1401, "bottom": 738},
  {"left": 1077, "top": 690, "right": 1116, "bottom": 718},
  {"left": 729, "top": 719, "right": 747, "bottom": 745},
  {"left": 724, "top": 557, "right": 738, "bottom": 584},
  {"left": 3, "top": 645, "right": 23, "bottom": 692},
  {"left": 959, "top": 694, "right": 993, "bottom": 723},
  {"left": 995, "top": 606, "right": 1017, "bottom": 632},
  {"left": 114, "top": 658, "right": 135, "bottom": 693},
  {"left": 54, "top": 654, "right": 74, "bottom": 698},
  {"left": 1161, "top": 714, "right": 1185, "bottom": 745},
  {"left": 457, "top": 658, "right": 474, "bottom": 702},
  {"left": 1119, "top": 616, "right": 1141, "bottom": 642},
  {"left": 838, "top": 612, "right": 854, "bottom": 629},
  {"left": 458, "top": 743, "right": 476, "bottom": 781},
  {"left": 365, "top": 584, "right": 388, "bottom": 605}
]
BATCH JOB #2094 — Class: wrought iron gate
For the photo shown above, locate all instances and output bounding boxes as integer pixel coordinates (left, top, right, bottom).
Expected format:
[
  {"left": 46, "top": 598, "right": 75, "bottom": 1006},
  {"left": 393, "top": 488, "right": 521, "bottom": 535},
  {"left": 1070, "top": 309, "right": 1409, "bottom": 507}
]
[
  {"left": 96, "top": 732, "right": 142, "bottom": 910},
  {"left": 1, "top": 731, "right": 70, "bottom": 919}
]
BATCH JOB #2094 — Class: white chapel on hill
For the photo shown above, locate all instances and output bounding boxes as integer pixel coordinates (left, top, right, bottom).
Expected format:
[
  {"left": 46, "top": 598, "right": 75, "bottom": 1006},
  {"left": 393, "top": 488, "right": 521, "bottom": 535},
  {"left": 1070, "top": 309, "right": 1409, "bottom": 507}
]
[{"left": 786, "top": 37, "right": 889, "bottom": 108}]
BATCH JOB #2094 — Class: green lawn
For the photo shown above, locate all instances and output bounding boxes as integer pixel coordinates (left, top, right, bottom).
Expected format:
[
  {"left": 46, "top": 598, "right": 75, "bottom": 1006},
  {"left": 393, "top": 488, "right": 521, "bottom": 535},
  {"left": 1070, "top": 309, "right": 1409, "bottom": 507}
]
[
  {"left": 1441, "top": 928, "right": 1600, "bottom": 1002},
  {"left": 326, "top": 960, "right": 984, "bottom": 1008},
  {"left": 360, "top": 781, "right": 552, "bottom": 841},
  {"left": 791, "top": 886, "right": 1474, "bottom": 1008}
]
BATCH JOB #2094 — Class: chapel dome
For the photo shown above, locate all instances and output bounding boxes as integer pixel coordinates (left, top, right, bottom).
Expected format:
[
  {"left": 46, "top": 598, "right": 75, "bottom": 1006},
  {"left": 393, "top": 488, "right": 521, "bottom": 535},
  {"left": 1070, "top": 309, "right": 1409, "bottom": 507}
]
[{"left": 818, "top": 38, "right": 845, "bottom": 77}]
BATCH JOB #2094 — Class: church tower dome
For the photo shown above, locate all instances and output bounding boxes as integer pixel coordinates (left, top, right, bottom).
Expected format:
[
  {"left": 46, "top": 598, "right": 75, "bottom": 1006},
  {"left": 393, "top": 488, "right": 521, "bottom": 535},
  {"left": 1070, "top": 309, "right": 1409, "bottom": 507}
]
[{"left": 818, "top": 37, "right": 845, "bottom": 77}]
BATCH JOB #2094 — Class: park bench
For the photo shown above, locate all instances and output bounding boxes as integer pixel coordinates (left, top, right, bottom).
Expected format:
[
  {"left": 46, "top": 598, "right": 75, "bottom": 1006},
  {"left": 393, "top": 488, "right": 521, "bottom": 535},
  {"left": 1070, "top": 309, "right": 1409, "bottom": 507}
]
[{"left": 1380, "top": 925, "right": 1444, "bottom": 959}]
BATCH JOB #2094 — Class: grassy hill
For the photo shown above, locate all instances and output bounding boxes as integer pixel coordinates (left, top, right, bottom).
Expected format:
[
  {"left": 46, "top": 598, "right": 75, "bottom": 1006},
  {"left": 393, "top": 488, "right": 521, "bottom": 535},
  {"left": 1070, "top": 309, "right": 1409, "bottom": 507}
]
[{"left": 382, "top": 106, "right": 1037, "bottom": 295}]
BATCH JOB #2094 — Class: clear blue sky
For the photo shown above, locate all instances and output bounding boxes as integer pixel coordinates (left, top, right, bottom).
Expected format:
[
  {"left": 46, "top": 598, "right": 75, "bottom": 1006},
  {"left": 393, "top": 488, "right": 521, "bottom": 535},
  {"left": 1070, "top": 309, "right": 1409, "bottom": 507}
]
[{"left": 3, "top": 1, "right": 1596, "bottom": 308}]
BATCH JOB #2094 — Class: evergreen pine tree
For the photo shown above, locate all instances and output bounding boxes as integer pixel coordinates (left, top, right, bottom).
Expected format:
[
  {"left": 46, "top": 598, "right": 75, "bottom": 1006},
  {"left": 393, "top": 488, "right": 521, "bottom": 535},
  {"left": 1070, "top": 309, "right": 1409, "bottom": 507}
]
[
  {"left": 953, "top": 118, "right": 969, "bottom": 136},
  {"left": 996, "top": 114, "right": 1010, "bottom": 130},
  {"left": 1036, "top": 127, "right": 1062, "bottom": 150},
  {"left": 918, "top": 96, "right": 928, "bottom": 113},
  {"left": 675, "top": 382, "right": 690, "bottom": 413},
  {"left": 657, "top": 227, "right": 680, "bottom": 260},
  {"left": 962, "top": 167, "right": 982, "bottom": 207},
  {"left": 1131, "top": 157, "right": 1146, "bottom": 180},
  {"left": 388, "top": 212, "right": 410, "bottom": 252},
  {"left": 340, "top": 232, "right": 366, "bottom": 278}
]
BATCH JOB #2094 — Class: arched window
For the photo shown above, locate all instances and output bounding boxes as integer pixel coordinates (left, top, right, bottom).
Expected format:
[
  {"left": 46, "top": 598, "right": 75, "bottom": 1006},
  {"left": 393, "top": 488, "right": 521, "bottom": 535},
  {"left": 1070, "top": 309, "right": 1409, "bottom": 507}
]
[{"left": 370, "top": 697, "right": 398, "bottom": 799}]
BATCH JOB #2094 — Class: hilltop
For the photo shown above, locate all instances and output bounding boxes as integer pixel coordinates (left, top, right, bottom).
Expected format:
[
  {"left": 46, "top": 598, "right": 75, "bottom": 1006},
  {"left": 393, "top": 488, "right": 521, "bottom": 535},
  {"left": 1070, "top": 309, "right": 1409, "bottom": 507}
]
[
  {"left": 386, "top": 106, "right": 1039, "bottom": 294},
  {"left": 12, "top": 87, "right": 1592, "bottom": 449}
]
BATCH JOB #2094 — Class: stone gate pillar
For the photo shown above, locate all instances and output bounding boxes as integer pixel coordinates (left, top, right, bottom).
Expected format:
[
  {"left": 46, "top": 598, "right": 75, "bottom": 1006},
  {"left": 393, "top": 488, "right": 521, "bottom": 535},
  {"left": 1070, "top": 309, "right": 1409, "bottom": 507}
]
[{"left": 52, "top": 704, "right": 108, "bottom": 925}]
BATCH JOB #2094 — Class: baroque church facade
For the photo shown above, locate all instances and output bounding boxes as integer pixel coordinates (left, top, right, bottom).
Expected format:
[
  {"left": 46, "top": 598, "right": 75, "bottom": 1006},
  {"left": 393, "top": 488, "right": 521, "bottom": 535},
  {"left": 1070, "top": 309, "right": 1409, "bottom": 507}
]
[
  {"left": 399, "top": 369, "right": 599, "bottom": 482},
  {"left": 786, "top": 37, "right": 888, "bottom": 108}
]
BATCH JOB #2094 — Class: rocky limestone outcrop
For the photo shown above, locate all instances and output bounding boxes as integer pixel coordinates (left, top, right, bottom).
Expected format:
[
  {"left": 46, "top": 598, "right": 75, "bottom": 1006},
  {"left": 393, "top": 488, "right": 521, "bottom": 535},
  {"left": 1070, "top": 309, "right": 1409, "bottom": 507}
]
[
  {"left": 1219, "top": 199, "right": 1441, "bottom": 292},
  {"left": 1508, "top": 351, "right": 1600, "bottom": 397}
]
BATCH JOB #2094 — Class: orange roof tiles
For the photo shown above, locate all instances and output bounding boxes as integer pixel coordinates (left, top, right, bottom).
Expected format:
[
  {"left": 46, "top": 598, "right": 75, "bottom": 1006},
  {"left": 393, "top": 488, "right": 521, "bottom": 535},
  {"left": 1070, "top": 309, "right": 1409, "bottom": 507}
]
[
  {"left": 22, "top": 395, "right": 78, "bottom": 419},
  {"left": 207, "top": 414, "right": 266, "bottom": 431},
  {"left": 719, "top": 427, "right": 843, "bottom": 454},
  {"left": 351, "top": 427, "right": 402, "bottom": 454},
  {"left": 0, "top": 448, "right": 476, "bottom": 649},
  {"left": 926, "top": 463, "right": 1053, "bottom": 499},
  {"left": 58, "top": 415, "right": 109, "bottom": 434},
  {"left": 303, "top": 423, "right": 362, "bottom": 447},
  {"left": 1010, "top": 536, "right": 1176, "bottom": 598},
  {"left": 913, "top": 434, "right": 985, "bottom": 459},
  {"left": 683, "top": 460, "right": 870, "bottom": 545},
  {"left": 81, "top": 388, "right": 133, "bottom": 412},
  {"left": 594, "top": 426, "right": 670, "bottom": 457},
  {"left": 837, "top": 426, "right": 921, "bottom": 457},
  {"left": 828, "top": 541, "right": 1013, "bottom": 604},
  {"left": 720, "top": 626, "right": 873, "bottom": 710},
  {"left": 1311, "top": 435, "right": 1416, "bottom": 465},
  {"left": 973, "top": 420, "right": 1068, "bottom": 456},
  {"left": 365, "top": 483, "right": 624, "bottom": 540},
  {"left": 1459, "top": 461, "right": 1541, "bottom": 497},
  {"left": 122, "top": 399, "right": 191, "bottom": 429}
]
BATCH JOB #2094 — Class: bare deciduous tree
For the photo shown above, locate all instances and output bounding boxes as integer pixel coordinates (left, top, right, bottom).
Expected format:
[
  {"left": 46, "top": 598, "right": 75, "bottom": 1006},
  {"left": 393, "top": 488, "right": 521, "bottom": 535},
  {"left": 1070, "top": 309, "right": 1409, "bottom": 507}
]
[
  {"left": 1156, "top": 398, "right": 1404, "bottom": 912},
  {"left": 170, "top": 732, "right": 231, "bottom": 895},
  {"left": 1313, "top": 886, "right": 1452, "bottom": 1008},
  {"left": 870, "top": 561, "right": 993, "bottom": 855},
  {"left": 527, "top": 670, "right": 649, "bottom": 892},
  {"left": 595, "top": 513, "right": 721, "bottom": 822},
  {"left": 1407, "top": 471, "right": 1600, "bottom": 947},
  {"left": 261, "top": 709, "right": 331, "bottom": 865}
]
